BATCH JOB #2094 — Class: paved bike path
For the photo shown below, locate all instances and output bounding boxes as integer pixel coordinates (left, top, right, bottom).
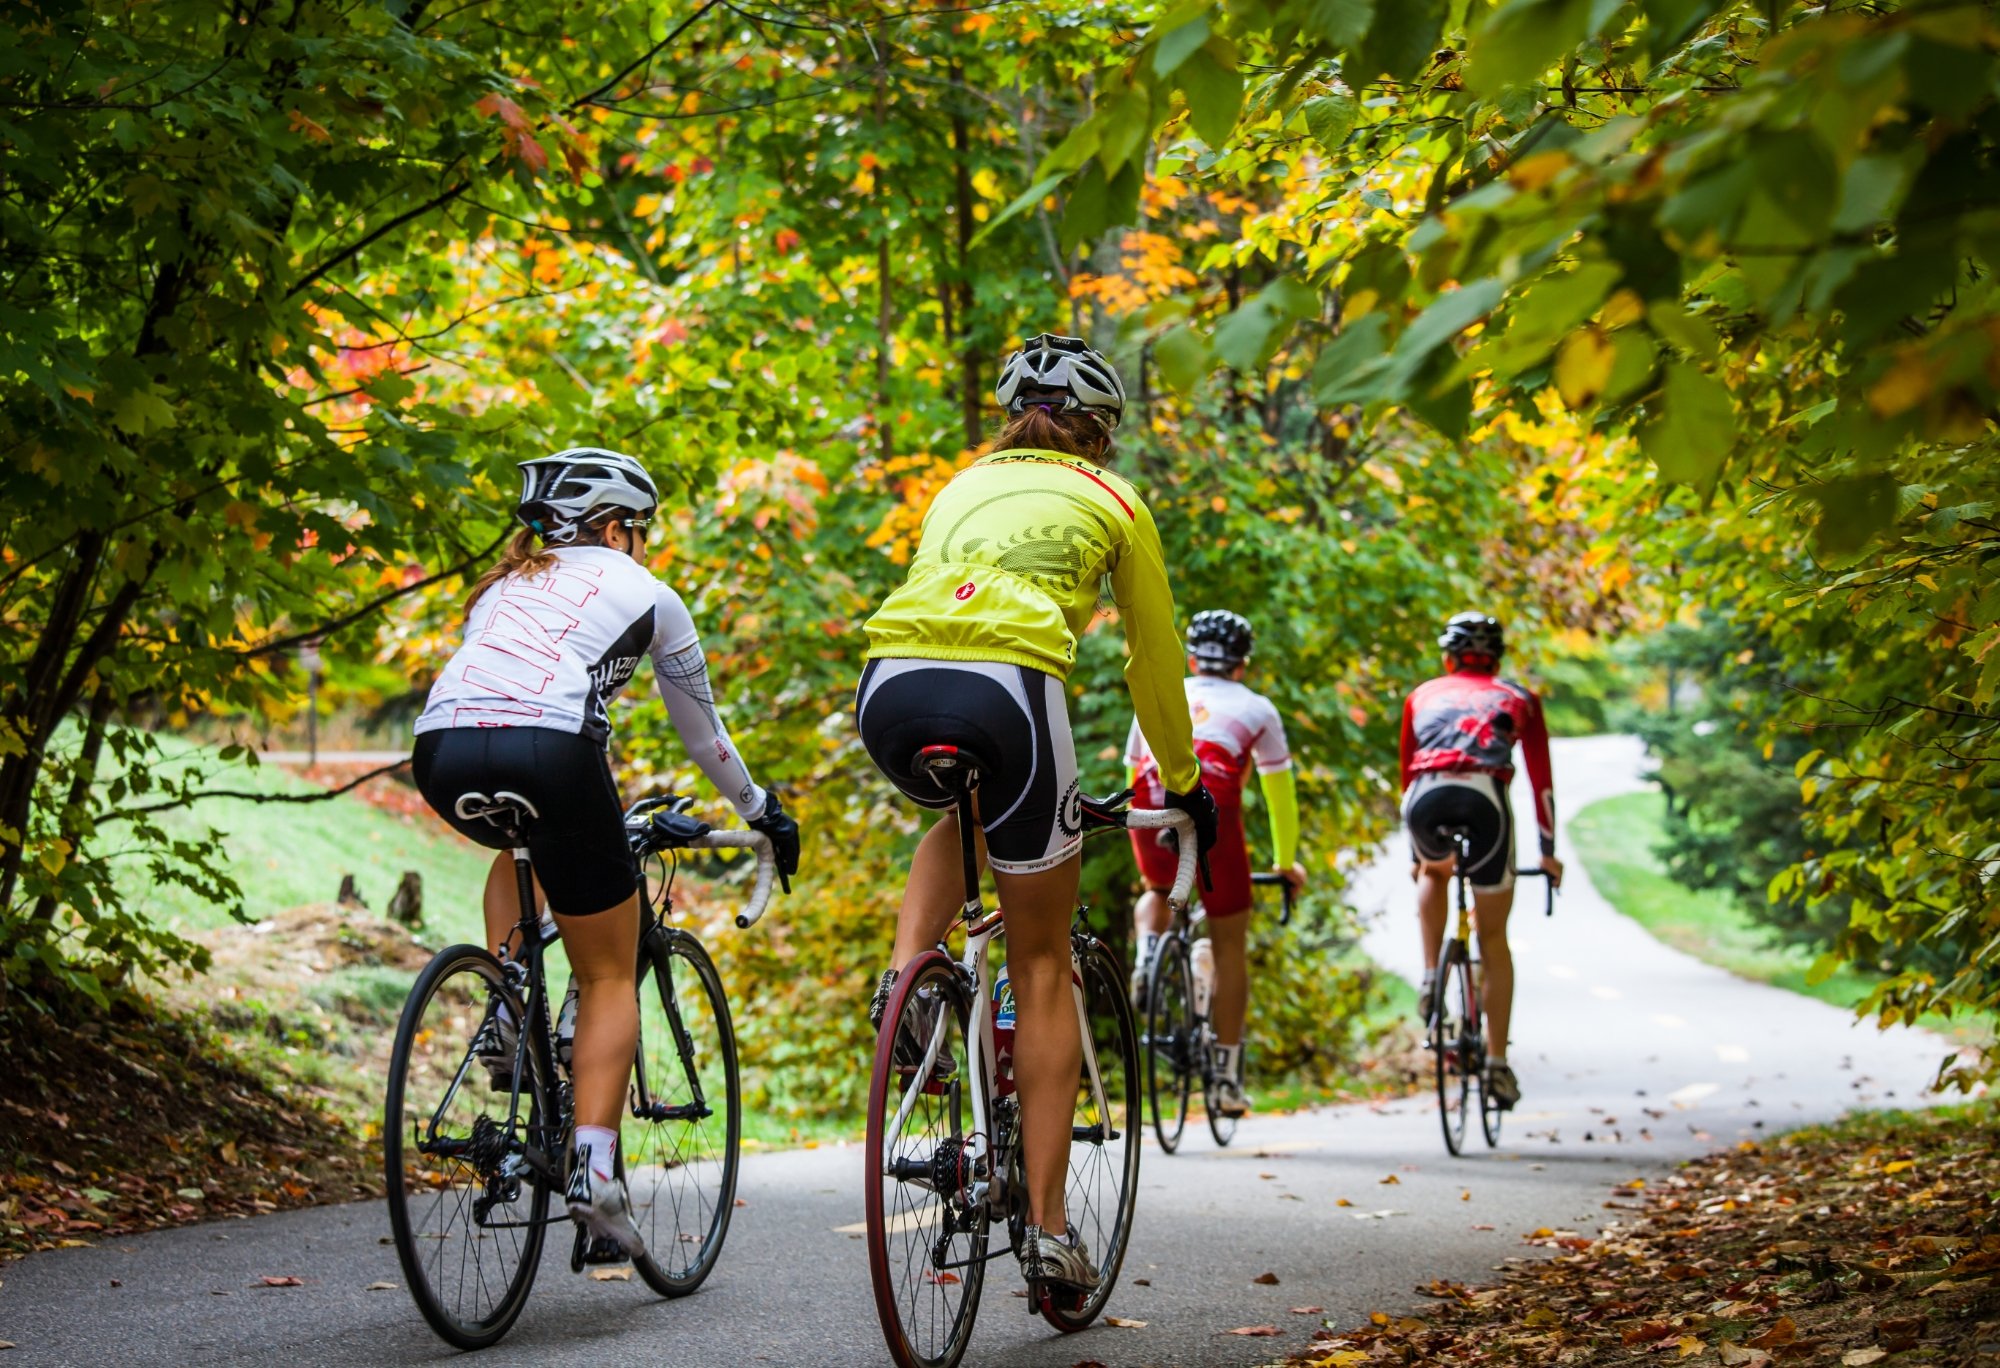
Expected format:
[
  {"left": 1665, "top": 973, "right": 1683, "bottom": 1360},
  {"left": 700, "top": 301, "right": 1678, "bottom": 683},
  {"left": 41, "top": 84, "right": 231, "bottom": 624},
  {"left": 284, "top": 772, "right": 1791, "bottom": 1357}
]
[{"left": 0, "top": 737, "right": 1947, "bottom": 1367}]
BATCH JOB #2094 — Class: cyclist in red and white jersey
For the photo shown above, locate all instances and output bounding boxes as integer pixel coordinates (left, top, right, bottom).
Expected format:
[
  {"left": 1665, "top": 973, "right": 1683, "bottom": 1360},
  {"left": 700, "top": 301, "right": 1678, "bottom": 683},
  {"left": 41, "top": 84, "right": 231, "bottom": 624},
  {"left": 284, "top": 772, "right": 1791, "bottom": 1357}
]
[
  {"left": 1128, "top": 610, "right": 1305, "bottom": 1117},
  {"left": 1399, "top": 612, "right": 1561, "bottom": 1111}
]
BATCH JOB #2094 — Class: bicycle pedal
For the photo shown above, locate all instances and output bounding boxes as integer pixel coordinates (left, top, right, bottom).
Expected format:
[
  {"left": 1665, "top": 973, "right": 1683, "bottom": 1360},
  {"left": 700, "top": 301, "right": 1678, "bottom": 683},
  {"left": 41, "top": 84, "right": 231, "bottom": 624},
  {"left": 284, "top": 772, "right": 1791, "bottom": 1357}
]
[{"left": 579, "top": 1235, "right": 632, "bottom": 1267}]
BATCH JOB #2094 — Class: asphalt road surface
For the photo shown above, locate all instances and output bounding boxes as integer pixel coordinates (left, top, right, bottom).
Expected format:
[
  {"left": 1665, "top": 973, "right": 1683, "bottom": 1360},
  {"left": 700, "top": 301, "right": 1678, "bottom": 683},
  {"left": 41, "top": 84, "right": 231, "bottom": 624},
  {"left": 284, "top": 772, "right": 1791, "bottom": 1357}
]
[{"left": 1, "top": 737, "right": 1948, "bottom": 1367}]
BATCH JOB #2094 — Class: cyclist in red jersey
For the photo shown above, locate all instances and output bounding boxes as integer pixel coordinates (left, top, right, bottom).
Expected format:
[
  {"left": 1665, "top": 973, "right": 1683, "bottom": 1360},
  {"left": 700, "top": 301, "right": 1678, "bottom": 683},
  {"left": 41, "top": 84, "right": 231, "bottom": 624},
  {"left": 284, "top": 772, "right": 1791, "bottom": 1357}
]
[
  {"left": 1128, "top": 611, "right": 1305, "bottom": 1117},
  {"left": 1399, "top": 612, "right": 1562, "bottom": 1110}
]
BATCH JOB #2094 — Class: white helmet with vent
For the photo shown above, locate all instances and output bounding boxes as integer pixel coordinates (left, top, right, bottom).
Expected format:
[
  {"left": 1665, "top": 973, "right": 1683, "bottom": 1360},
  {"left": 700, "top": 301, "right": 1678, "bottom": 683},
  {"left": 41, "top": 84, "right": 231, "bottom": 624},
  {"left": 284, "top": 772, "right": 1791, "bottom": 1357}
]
[
  {"left": 995, "top": 333, "right": 1125, "bottom": 433},
  {"left": 516, "top": 447, "right": 658, "bottom": 542}
]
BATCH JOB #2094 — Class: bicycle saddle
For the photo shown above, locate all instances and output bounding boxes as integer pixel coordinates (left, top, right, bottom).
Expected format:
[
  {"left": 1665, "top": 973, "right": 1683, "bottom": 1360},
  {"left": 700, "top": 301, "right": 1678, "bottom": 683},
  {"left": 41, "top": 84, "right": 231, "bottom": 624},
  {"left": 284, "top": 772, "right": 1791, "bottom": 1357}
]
[
  {"left": 453, "top": 790, "right": 540, "bottom": 838},
  {"left": 914, "top": 743, "right": 991, "bottom": 792}
]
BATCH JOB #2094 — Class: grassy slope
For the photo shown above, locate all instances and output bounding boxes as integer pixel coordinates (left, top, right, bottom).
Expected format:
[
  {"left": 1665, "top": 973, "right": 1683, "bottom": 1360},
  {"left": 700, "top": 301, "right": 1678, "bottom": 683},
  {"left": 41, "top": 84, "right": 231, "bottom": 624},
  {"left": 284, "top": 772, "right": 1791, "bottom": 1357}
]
[
  {"left": 1569, "top": 790, "right": 1884, "bottom": 1009},
  {"left": 116, "top": 743, "right": 492, "bottom": 944}
]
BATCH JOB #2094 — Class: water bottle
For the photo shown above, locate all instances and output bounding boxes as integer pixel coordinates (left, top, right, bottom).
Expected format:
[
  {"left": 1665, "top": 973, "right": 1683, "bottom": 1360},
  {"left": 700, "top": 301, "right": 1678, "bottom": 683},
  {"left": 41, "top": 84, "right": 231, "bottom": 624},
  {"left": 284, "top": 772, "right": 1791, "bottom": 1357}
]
[
  {"left": 992, "top": 965, "right": 1017, "bottom": 1098},
  {"left": 1190, "top": 937, "right": 1215, "bottom": 1019},
  {"left": 555, "top": 975, "right": 579, "bottom": 1070}
]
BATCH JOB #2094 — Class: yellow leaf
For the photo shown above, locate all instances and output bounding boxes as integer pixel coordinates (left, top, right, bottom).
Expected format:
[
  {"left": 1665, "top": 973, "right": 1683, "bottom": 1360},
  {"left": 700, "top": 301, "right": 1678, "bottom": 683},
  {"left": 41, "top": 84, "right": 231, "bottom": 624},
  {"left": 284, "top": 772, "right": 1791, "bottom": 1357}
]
[
  {"left": 1882, "top": 1159, "right": 1915, "bottom": 1174},
  {"left": 37, "top": 837, "right": 71, "bottom": 878},
  {"left": 1867, "top": 352, "right": 1934, "bottom": 417},
  {"left": 1677, "top": 1337, "right": 1705, "bottom": 1358},
  {"left": 1599, "top": 288, "right": 1645, "bottom": 330},
  {"left": 1508, "top": 150, "right": 1571, "bottom": 191},
  {"left": 1555, "top": 327, "right": 1615, "bottom": 409}
]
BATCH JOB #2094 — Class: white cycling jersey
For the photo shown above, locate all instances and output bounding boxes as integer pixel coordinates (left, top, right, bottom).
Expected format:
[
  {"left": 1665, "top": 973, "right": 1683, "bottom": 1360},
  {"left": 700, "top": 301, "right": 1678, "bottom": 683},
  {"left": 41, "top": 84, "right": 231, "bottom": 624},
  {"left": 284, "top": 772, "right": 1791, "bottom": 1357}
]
[
  {"left": 1125, "top": 674, "right": 1291, "bottom": 797},
  {"left": 414, "top": 546, "right": 766, "bottom": 818}
]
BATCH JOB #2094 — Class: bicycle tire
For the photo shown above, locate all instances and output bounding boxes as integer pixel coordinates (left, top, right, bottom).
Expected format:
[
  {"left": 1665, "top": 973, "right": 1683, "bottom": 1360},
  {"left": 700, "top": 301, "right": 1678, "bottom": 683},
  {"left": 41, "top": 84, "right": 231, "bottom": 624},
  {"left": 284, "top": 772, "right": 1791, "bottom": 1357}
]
[
  {"left": 864, "top": 951, "right": 986, "bottom": 1368},
  {"left": 628, "top": 927, "right": 740, "bottom": 1297},
  {"left": 385, "top": 944, "right": 550, "bottom": 1350},
  {"left": 1040, "top": 936, "right": 1142, "bottom": 1333},
  {"left": 1143, "top": 936, "right": 1194, "bottom": 1155},
  {"left": 1431, "top": 944, "right": 1475, "bottom": 1156}
]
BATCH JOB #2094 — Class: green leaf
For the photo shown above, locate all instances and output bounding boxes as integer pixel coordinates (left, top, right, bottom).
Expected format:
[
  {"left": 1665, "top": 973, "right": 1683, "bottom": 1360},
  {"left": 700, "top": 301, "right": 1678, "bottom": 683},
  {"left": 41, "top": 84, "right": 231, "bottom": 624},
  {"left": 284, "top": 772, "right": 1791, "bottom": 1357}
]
[
  {"left": 973, "top": 173, "right": 1065, "bottom": 245},
  {"left": 1153, "top": 14, "right": 1211, "bottom": 76},
  {"left": 112, "top": 386, "right": 177, "bottom": 435},
  {"left": 1639, "top": 363, "right": 1735, "bottom": 486},
  {"left": 1264, "top": 275, "right": 1323, "bottom": 320},
  {"left": 1212, "top": 297, "right": 1283, "bottom": 373},
  {"left": 1037, "top": 120, "right": 1102, "bottom": 178},
  {"left": 1177, "top": 37, "right": 1244, "bottom": 146},
  {"left": 1645, "top": 301, "right": 1722, "bottom": 359},
  {"left": 1059, "top": 163, "right": 1110, "bottom": 254},
  {"left": 1386, "top": 277, "right": 1505, "bottom": 384},
  {"left": 1312, "top": 313, "right": 1392, "bottom": 405},
  {"left": 1097, "top": 85, "right": 1153, "bottom": 175},
  {"left": 1356, "top": 0, "right": 1444, "bottom": 79},
  {"left": 1813, "top": 474, "right": 1901, "bottom": 558},
  {"left": 1298, "top": 0, "right": 1376, "bottom": 48},
  {"left": 1302, "top": 94, "right": 1359, "bottom": 153},
  {"left": 1468, "top": 0, "right": 1592, "bottom": 93},
  {"left": 1641, "top": 0, "right": 1720, "bottom": 53},
  {"left": 1152, "top": 325, "right": 1212, "bottom": 394}
]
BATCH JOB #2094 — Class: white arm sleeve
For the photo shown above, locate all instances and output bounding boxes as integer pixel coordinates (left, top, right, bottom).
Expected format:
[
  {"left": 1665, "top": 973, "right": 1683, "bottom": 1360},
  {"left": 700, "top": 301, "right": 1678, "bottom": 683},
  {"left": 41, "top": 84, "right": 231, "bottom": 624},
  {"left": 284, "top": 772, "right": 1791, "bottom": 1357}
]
[
  {"left": 650, "top": 586, "right": 767, "bottom": 820},
  {"left": 1251, "top": 695, "right": 1294, "bottom": 774}
]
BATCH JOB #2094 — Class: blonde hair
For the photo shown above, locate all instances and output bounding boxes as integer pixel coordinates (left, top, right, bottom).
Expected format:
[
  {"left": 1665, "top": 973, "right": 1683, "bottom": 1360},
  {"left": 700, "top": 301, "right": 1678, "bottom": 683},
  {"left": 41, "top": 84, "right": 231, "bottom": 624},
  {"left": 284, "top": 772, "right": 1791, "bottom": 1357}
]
[
  {"left": 465, "top": 527, "right": 559, "bottom": 611},
  {"left": 993, "top": 406, "right": 1110, "bottom": 460}
]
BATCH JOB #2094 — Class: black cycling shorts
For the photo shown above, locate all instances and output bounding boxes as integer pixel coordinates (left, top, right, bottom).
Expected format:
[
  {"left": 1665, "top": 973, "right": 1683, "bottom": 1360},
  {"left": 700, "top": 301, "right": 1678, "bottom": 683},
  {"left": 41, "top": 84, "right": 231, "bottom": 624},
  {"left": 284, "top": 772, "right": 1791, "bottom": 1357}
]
[
  {"left": 412, "top": 726, "right": 638, "bottom": 916},
  {"left": 855, "top": 658, "right": 1081, "bottom": 876},
  {"left": 1402, "top": 770, "right": 1516, "bottom": 893}
]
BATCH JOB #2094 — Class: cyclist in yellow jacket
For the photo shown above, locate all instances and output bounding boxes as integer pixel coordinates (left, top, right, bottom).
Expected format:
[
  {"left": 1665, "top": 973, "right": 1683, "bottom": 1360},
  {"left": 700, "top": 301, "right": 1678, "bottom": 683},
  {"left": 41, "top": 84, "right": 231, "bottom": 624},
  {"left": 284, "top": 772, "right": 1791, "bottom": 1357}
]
[{"left": 857, "top": 334, "right": 1217, "bottom": 1294}]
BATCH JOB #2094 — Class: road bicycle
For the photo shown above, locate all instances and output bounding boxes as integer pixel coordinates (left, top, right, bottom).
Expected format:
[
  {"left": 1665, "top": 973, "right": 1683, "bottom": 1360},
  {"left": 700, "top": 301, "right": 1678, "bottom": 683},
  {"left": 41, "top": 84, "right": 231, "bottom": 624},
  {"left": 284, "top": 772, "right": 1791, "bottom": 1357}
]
[
  {"left": 1426, "top": 825, "right": 1552, "bottom": 1156},
  {"left": 863, "top": 748, "right": 1196, "bottom": 1368},
  {"left": 1140, "top": 870, "right": 1296, "bottom": 1153},
  {"left": 382, "top": 790, "right": 775, "bottom": 1350}
]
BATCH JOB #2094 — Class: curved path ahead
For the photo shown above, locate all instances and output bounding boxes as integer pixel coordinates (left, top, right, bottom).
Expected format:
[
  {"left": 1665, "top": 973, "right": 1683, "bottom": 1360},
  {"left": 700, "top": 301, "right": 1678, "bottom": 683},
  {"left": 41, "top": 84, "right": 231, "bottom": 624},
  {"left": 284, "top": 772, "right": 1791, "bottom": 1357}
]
[{"left": 1, "top": 738, "right": 1947, "bottom": 1367}]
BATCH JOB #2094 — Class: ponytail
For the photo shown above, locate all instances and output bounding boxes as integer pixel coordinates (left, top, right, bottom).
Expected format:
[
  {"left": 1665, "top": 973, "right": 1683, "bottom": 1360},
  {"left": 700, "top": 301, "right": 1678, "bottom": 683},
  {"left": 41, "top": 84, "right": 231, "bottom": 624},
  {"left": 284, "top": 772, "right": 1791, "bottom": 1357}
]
[
  {"left": 994, "top": 405, "right": 1109, "bottom": 460},
  {"left": 465, "top": 528, "right": 558, "bottom": 612}
]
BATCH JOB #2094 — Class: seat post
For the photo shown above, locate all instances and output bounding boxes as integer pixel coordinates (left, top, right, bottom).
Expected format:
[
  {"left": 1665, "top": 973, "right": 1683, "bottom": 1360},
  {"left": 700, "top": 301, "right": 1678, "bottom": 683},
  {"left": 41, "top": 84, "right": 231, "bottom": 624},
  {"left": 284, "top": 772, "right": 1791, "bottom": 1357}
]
[
  {"left": 954, "top": 782, "right": 981, "bottom": 911},
  {"left": 511, "top": 843, "right": 538, "bottom": 938}
]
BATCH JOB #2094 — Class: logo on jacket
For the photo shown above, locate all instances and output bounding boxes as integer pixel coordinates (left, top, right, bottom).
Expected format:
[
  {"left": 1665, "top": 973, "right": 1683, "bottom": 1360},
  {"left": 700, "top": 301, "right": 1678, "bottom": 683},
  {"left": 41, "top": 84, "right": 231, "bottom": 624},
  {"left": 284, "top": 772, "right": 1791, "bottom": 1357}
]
[{"left": 954, "top": 581, "right": 977, "bottom": 601}]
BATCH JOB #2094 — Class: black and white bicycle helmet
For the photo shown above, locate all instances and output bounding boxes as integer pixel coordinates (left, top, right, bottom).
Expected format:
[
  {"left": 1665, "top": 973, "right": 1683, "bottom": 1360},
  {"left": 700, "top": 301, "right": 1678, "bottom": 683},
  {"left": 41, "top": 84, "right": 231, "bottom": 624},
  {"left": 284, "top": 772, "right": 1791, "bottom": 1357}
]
[
  {"left": 1187, "top": 609, "right": 1254, "bottom": 670},
  {"left": 994, "top": 333, "right": 1126, "bottom": 433},
  {"left": 516, "top": 447, "right": 658, "bottom": 542},
  {"left": 1439, "top": 611, "right": 1505, "bottom": 661}
]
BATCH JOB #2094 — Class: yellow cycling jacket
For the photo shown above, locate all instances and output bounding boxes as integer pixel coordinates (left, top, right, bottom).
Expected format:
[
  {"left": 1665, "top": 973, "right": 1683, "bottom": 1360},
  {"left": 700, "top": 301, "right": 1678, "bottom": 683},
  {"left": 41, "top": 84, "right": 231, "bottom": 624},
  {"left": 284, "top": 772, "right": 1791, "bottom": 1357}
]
[{"left": 863, "top": 449, "right": 1200, "bottom": 794}]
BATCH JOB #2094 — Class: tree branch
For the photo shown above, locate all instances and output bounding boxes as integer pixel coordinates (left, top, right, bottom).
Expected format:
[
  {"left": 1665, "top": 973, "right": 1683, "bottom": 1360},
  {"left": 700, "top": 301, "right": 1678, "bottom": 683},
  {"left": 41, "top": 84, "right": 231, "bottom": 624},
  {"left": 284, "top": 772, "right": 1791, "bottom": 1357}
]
[
  {"left": 229, "top": 529, "right": 506, "bottom": 659},
  {"left": 100, "top": 760, "right": 410, "bottom": 824}
]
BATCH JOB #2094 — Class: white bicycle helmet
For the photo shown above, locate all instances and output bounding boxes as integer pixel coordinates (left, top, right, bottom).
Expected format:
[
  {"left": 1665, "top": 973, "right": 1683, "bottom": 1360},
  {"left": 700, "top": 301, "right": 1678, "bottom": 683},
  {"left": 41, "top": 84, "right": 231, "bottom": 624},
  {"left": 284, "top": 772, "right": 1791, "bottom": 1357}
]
[
  {"left": 516, "top": 447, "right": 658, "bottom": 542},
  {"left": 995, "top": 333, "right": 1126, "bottom": 433}
]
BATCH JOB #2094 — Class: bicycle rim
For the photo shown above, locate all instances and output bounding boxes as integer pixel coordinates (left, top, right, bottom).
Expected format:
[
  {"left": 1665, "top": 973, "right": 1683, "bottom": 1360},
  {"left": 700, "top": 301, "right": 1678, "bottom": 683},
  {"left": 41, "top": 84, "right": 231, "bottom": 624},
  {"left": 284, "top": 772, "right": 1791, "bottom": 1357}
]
[
  {"left": 1205, "top": 1045, "right": 1240, "bottom": 1148},
  {"left": 1143, "top": 939, "right": 1193, "bottom": 1155},
  {"left": 864, "top": 952, "right": 987, "bottom": 1368},
  {"left": 384, "top": 945, "right": 549, "bottom": 1350},
  {"left": 1431, "top": 946, "right": 1473, "bottom": 1156},
  {"left": 1041, "top": 938, "right": 1141, "bottom": 1333},
  {"left": 628, "top": 928, "right": 740, "bottom": 1297},
  {"left": 1475, "top": 963, "right": 1503, "bottom": 1148}
]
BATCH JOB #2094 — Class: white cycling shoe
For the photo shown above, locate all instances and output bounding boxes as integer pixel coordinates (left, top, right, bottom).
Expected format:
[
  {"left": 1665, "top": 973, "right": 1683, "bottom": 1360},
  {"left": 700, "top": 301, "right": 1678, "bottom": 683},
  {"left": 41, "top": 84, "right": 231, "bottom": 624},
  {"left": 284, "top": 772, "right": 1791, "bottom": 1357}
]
[
  {"left": 1019, "top": 1223, "right": 1099, "bottom": 1292},
  {"left": 1212, "top": 1078, "right": 1252, "bottom": 1117},
  {"left": 565, "top": 1151, "right": 646, "bottom": 1259}
]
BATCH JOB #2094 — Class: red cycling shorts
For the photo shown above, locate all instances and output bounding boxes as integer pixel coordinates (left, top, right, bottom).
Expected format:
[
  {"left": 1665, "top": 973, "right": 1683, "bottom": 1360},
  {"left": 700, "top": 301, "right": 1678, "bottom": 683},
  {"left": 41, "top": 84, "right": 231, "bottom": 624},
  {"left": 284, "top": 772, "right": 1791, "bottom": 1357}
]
[{"left": 1130, "top": 769, "right": 1253, "bottom": 918}]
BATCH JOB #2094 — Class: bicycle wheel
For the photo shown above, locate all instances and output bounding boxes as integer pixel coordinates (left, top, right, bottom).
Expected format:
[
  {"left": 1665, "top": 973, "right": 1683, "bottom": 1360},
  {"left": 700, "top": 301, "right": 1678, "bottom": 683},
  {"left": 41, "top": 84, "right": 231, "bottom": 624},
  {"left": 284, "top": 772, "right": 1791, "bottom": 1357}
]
[
  {"left": 864, "top": 951, "right": 987, "bottom": 1368},
  {"left": 1205, "top": 1036, "right": 1240, "bottom": 1149},
  {"left": 627, "top": 927, "right": 740, "bottom": 1298},
  {"left": 1143, "top": 937, "right": 1194, "bottom": 1154},
  {"left": 384, "top": 945, "right": 550, "bottom": 1350},
  {"left": 1041, "top": 936, "right": 1142, "bottom": 1333},
  {"left": 1431, "top": 943, "right": 1475, "bottom": 1156}
]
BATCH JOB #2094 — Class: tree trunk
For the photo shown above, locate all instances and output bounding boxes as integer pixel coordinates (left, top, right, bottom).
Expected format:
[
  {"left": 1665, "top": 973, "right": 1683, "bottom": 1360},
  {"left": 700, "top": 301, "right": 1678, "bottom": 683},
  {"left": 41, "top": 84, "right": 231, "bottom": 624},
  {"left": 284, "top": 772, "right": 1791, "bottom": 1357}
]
[
  {"left": 950, "top": 74, "right": 981, "bottom": 452},
  {"left": 26, "top": 683, "right": 113, "bottom": 928}
]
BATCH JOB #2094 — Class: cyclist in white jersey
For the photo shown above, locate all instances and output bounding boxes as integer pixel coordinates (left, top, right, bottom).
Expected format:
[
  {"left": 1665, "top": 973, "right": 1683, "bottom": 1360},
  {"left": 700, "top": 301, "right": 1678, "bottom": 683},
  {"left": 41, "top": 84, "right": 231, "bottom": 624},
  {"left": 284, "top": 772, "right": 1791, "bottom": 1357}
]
[
  {"left": 1126, "top": 611, "right": 1305, "bottom": 1117},
  {"left": 411, "top": 447, "right": 799, "bottom": 1256}
]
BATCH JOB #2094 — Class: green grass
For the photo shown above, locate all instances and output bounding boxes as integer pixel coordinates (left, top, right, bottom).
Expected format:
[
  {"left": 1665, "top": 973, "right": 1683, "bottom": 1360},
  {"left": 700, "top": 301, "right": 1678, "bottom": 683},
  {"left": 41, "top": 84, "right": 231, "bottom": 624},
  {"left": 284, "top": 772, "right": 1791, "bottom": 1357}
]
[
  {"left": 108, "top": 737, "right": 493, "bottom": 944},
  {"left": 1569, "top": 791, "right": 1885, "bottom": 1010}
]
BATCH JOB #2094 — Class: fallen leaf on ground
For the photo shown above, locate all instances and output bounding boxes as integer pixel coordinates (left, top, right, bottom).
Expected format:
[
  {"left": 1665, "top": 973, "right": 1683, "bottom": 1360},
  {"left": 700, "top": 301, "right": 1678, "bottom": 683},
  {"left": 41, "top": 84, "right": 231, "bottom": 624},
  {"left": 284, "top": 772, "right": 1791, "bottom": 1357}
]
[
  {"left": 1335, "top": 1198, "right": 1352, "bottom": 1207},
  {"left": 1290, "top": 1305, "right": 1325, "bottom": 1315},
  {"left": 364, "top": 1281, "right": 396, "bottom": 1291},
  {"left": 1379, "top": 1174, "right": 1400, "bottom": 1185},
  {"left": 1842, "top": 1351, "right": 1886, "bottom": 1366},
  {"left": 1104, "top": 1316, "right": 1146, "bottom": 1328},
  {"left": 1225, "top": 1325, "right": 1282, "bottom": 1336},
  {"left": 588, "top": 1267, "right": 631, "bottom": 1281},
  {"left": 1747, "top": 1316, "right": 1797, "bottom": 1349},
  {"left": 256, "top": 1275, "right": 303, "bottom": 1287},
  {"left": 1252, "top": 1271, "right": 1280, "bottom": 1285},
  {"left": 1132, "top": 1278, "right": 1150, "bottom": 1286},
  {"left": 1717, "top": 1343, "right": 1771, "bottom": 1367}
]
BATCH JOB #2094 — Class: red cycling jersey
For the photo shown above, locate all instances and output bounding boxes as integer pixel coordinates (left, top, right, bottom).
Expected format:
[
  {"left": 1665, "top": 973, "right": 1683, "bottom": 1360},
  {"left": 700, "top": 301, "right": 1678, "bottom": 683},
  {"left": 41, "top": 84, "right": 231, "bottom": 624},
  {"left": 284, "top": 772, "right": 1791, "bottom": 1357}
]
[{"left": 1399, "top": 669, "right": 1556, "bottom": 855}]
